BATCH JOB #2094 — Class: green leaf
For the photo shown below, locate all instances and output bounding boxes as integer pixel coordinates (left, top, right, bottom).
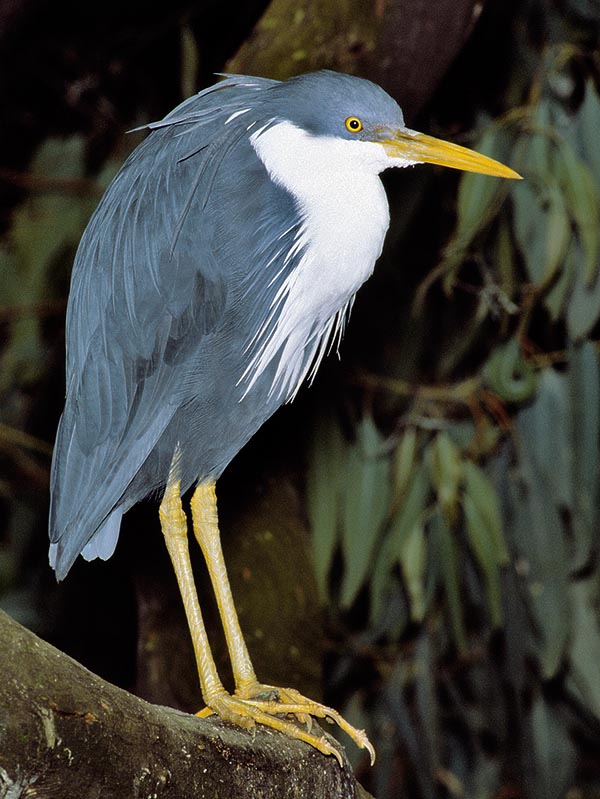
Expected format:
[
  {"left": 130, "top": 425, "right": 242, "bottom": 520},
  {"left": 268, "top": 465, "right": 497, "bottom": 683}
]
[
  {"left": 518, "top": 368, "right": 572, "bottom": 506},
  {"left": 430, "top": 510, "right": 467, "bottom": 654},
  {"left": 306, "top": 414, "right": 346, "bottom": 599},
  {"left": 542, "top": 185, "right": 572, "bottom": 282},
  {"left": 511, "top": 175, "right": 570, "bottom": 288},
  {"left": 463, "top": 492, "right": 504, "bottom": 627},
  {"left": 398, "top": 521, "right": 427, "bottom": 622},
  {"left": 462, "top": 459, "right": 508, "bottom": 628},
  {"left": 450, "top": 125, "right": 514, "bottom": 247},
  {"left": 439, "top": 122, "right": 515, "bottom": 290},
  {"left": 393, "top": 426, "right": 417, "bottom": 498},
  {"left": 509, "top": 392, "right": 571, "bottom": 677},
  {"left": 463, "top": 461, "right": 509, "bottom": 565},
  {"left": 339, "top": 416, "right": 390, "bottom": 608},
  {"left": 483, "top": 337, "right": 537, "bottom": 403},
  {"left": 524, "top": 98, "right": 553, "bottom": 174},
  {"left": 530, "top": 695, "right": 576, "bottom": 799},
  {"left": 568, "top": 341, "right": 600, "bottom": 570},
  {"left": 544, "top": 242, "right": 577, "bottom": 320},
  {"left": 385, "top": 461, "right": 430, "bottom": 623},
  {"left": 389, "top": 463, "right": 430, "bottom": 558},
  {"left": 12, "top": 138, "right": 97, "bottom": 282},
  {"left": 565, "top": 241, "right": 600, "bottom": 341},
  {"left": 566, "top": 577, "right": 600, "bottom": 720},
  {"left": 556, "top": 140, "right": 600, "bottom": 286},
  {"left": 430, "top": 431, "right": 463, "bottom": 523},
  {"left": 578, "top": 80, "right": 600, "bottom": 186}
]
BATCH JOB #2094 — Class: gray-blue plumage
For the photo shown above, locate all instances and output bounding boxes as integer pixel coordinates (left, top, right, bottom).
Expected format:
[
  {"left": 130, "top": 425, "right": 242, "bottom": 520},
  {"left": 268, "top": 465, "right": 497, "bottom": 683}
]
[{"left": 47, "top": 71, "right": 409, "bottom": 578}]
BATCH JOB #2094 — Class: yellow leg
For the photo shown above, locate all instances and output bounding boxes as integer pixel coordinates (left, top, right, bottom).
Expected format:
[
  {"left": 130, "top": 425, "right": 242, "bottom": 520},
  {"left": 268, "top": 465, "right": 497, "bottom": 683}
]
[
  {"left": 189, "top": 482, "right": 257, "bottom": 693},
  {"left": 189, "top": 482, "right": 376, "bottom": 766},
  {"left": 159, "top": 477, "right": 231, "bottom": 713}
]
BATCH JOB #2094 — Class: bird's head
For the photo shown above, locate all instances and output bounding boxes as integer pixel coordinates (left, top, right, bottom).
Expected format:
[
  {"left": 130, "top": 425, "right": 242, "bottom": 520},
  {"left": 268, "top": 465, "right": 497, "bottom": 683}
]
[{"left": 259, "top": 70, "right": 520, "bottom": 180}]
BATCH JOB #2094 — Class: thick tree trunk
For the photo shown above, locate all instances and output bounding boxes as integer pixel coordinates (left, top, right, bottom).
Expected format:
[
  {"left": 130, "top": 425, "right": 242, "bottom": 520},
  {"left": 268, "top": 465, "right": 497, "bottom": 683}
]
[
  {"left": 227, "top": 0, "right": 485, "bottom": 120},
  {"left": 0, "top": 611, "right": 373, "bottom": 799}
]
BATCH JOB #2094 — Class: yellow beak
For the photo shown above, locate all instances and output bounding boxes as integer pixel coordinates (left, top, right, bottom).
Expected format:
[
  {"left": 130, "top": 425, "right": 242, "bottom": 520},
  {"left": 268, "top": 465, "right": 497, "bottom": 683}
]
[{"left": 381, "top": 129, "right": 521, "bottom": 179}]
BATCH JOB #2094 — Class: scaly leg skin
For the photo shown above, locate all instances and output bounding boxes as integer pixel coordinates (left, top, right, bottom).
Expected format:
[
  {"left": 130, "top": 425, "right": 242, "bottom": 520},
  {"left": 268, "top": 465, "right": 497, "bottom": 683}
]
[
  {"left": 190, "top": 481, "right": 376, "bottom": 766},
  {"left": 160, "top": 474, "right": 351, "bottom": 762},
  {"left": 159, "top": 476, "right": 234, "bottom": 717}
]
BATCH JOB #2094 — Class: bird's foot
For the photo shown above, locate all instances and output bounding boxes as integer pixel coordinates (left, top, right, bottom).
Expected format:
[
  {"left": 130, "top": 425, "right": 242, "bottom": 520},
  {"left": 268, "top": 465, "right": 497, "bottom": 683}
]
[{"left": 196, "top": 683, "right": 375, "bottom": 765}]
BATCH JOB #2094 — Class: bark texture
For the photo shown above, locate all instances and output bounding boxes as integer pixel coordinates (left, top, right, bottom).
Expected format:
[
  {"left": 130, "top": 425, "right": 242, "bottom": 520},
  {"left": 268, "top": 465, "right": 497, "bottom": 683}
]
[
  {"left": 0, "top": 610, "right": 373, "bottom": 799},
  {"left": 227, "top": 0, "right": 485, "bottom": 120}
]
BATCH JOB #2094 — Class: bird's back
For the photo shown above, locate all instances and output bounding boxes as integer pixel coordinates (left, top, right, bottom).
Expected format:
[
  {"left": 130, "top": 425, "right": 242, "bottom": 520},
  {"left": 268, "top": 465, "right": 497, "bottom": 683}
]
[{"left": 49, "top": 77, "right": 307, "bottom": 578}]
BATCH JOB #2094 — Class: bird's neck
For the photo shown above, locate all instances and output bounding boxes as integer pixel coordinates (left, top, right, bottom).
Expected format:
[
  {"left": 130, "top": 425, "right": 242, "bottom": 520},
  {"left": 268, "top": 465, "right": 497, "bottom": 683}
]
[
  {"left": 242, "top": 120, "right": 390, "bottom": 402},
  {"left": 250, "top": 120, "right": 390, "bottom": 298}
]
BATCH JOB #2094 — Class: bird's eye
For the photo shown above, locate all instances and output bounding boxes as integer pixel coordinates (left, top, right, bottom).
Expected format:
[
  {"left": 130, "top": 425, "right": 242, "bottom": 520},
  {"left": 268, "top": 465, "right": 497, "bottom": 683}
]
[{"left": 345, "top": 116, "right": 363, "bottom": 133}]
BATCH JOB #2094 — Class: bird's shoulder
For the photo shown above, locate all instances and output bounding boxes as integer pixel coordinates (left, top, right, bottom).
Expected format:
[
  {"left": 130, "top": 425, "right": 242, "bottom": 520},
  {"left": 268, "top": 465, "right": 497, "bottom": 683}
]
[{"left": 64, "top": 76, "right": 304, "bottom": 428}]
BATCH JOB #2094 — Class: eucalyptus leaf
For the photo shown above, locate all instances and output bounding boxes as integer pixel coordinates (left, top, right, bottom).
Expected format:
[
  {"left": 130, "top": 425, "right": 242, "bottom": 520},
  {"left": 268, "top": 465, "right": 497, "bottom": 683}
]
[
  {"left": 430, "top": 431, "right": 463, "bottom": 523},
  {"left": 528, "top": 99, "right": 553, "bottom": 173},
  {"left": 509, "top": 412, "right": 571, "bottom": 678},
  {"left": 463, "top": 461, "right": 509, "bottom": 565},
  {"left": 528, "top": 696, "right": 576, "bottom": 799},
  {"left": 430, "top": 510, "right": 467, "bottom": 654},
  {"left": 565, "top": 577, "right": 600, "bottom": 720},
  {"left": 578, "top": 80, "right": 600, "bottom": 186},
  {"left": 565, "top": 241, "right": 600, "bottom": 340},
  {"left": 511, "top": 175, "right": 571, "bottom": 287},
  {"left": 340, "top": 416, "right": 390, "bottom": 608},
  {"left": 544, "top": 242, "right": 577, "bottom": 320},
  {"left": 542, "top": 185, "right": 572, "bottom": 282},
  {"left": 393, "top": 426, "right": 417, "bottom": 498},
  {"left": 12, "top": 137, "right": 97, "bottom": 283},
  {"left": 385, "top": 663, "right": 438, "bottom": 799},
  {"left": 307, "top": 413, "right": 347, "bottom": 599},
  {"left": 518, "top": 368, "right": 572, "bottom": 506},
  {"left": 568, "top": 341, "right": 600, "bottom": 570},
  {"left": 556, "top": 141, "right": 600, "bottom": 286},
  {"left": 463, "top": 493, "right": 504, "bottom": 627},
  {"left": 483, "top": 337, "right": 537, "bottom": 403},
  {"left": 448, "top": 124, "right": 514, "bottom": 253},
  {"left": 389, "top": 463, "right": 430, "bottom": 558},
  {"left": 398, "top": 521, "right": 427, "bottom": 622},
  {"left": 439, "top": 122, "right": 515, "bottom": 291},
  {"left": 180, "top": 25, "right": 200, "bottom": 100}
]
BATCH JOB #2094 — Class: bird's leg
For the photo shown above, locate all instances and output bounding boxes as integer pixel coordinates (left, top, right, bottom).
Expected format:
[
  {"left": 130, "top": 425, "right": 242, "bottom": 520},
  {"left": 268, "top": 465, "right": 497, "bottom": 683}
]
[
  {"left": 190, "top": 482, "right": 375, "bottom": 765},
  {"left": 160, "top": 478, "right": 353, "bottom": 760},
  {"left": 159, "top": 477, "right": 233, "bottom": 715},
  {"left": 189, "top": 481, "right": 258, "bottom": 692}
]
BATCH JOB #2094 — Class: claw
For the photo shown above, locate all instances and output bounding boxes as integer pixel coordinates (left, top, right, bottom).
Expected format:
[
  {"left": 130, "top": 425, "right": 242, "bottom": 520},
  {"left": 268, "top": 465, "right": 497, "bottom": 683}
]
[{"left": 196, "top": 683, "right": 375, "bottom": 766}]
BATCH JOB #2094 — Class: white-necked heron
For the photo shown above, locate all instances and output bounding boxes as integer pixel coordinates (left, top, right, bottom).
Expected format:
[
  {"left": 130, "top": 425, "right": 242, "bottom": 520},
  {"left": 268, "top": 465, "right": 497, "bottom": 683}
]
[{"left": 49, "top": 70, "right": 519, "bottom": 763}]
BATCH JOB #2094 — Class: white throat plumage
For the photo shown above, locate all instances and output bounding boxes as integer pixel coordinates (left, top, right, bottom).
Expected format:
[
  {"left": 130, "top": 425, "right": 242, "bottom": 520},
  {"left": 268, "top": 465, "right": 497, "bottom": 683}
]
[{"left": 242, "top": 120, "right": 391, "bottom": 401}]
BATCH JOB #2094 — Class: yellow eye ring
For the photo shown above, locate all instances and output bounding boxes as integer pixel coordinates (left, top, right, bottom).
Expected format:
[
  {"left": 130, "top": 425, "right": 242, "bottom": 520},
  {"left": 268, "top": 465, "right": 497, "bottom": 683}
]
[{"left": 345, "top": 116, "right": 363, "bottom": 133}]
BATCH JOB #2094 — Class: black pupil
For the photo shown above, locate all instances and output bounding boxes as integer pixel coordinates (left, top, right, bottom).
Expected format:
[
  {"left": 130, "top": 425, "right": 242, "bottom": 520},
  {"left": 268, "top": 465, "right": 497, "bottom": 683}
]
[{"left": 350, "top": 119, "right": 359, "bottom": 129}]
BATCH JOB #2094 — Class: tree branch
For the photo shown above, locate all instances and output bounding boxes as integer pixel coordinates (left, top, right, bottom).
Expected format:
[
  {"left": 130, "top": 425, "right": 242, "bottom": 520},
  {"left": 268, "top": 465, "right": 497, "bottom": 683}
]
[{"left": 0, "top": 610, "right": 373, "bottom": 799}]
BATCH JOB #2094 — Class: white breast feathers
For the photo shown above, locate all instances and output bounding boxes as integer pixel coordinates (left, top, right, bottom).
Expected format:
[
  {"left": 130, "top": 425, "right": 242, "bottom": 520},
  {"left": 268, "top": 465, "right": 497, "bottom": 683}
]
[{"left": 242, "top": 120, "right": 391, "bottom": 402}]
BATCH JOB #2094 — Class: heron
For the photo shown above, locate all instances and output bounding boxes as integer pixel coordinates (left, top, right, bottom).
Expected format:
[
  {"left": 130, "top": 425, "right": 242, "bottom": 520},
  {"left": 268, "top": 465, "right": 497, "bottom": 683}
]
[{"left": 49, "top": 70, "right": 519, "bottom": 764}]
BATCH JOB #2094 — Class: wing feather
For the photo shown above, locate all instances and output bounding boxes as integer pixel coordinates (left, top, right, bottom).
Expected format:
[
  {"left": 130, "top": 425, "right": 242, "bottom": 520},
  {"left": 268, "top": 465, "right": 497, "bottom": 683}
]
[{"left": 49, "top": 74, "right": 314, "bottom": 578}]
